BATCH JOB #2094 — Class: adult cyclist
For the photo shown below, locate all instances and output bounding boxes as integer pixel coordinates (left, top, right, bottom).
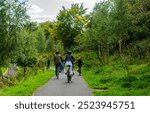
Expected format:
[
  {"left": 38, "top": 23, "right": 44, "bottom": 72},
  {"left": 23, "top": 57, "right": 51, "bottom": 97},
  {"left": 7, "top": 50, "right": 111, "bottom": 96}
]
[{"left": 65, "top": 50, "right": 75, "bottom": 76}]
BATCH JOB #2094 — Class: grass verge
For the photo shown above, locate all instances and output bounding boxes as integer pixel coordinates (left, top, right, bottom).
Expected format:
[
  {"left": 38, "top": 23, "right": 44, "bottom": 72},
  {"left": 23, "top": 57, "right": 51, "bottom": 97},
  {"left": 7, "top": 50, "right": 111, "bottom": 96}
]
[
  {"left": 0, "top": 70, "right": 54, "bottom": 96},
  {"left": 83, "top": 62, "right": 150, "bottom": 96}
]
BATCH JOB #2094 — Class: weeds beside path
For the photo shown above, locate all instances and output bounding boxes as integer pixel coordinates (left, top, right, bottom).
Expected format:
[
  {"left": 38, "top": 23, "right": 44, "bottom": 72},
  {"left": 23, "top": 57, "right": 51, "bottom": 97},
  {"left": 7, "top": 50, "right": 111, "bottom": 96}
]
[{"left": 0, "top": 70, "right": 54, "bottom": 96}]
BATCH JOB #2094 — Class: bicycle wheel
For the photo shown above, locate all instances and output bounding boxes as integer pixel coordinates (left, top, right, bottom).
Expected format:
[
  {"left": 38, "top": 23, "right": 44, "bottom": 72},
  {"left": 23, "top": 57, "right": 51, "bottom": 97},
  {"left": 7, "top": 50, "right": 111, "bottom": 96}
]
[
  {"left": 67, "top": 67, "right": 72, "bottom": 83},
  {"left": 67, "top": 68, "right": 69, "bottom": 83}
]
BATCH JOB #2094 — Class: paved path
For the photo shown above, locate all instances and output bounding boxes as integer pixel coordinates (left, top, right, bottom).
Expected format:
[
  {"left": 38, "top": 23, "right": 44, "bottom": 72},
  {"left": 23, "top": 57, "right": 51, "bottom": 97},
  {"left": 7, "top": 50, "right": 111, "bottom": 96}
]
[{"left": 33, "top": 71, "right": 92, "bottom": 96}]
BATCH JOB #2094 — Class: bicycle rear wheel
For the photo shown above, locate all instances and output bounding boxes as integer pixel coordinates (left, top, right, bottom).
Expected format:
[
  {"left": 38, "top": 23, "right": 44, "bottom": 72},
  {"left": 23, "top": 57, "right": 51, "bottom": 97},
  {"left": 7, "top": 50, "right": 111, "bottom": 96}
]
[{"left": 67, "top": 68, "right": 72, "bottom": 83}]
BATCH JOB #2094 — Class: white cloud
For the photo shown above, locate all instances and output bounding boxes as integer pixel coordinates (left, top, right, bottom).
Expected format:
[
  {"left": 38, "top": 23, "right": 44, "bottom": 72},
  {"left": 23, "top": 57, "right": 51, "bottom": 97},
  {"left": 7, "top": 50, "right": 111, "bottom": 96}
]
[
  {"left": 27, "top": 4, "right": 48, "bottom": 22},
  {"left": 27, "top": 5, "right": 44, "bottom": 14},
  {"left": 63, "top": 0, "right": 100, "bottom": 2},
  {"left": 30, "top": 14, "right": 56, "bottom": 23},
  {"left": 62, "top": 0, "right": 104, "bottom": 13},
  {"left": 27, "top": 0, "right": 106, "bottom": 22}
]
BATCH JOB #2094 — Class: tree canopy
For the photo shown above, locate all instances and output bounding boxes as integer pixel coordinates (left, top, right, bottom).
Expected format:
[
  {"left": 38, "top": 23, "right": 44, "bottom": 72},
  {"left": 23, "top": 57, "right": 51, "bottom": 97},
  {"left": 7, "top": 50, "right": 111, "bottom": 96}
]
[{"left": 56, "top": 3, "right": 88, "bottom": 50}]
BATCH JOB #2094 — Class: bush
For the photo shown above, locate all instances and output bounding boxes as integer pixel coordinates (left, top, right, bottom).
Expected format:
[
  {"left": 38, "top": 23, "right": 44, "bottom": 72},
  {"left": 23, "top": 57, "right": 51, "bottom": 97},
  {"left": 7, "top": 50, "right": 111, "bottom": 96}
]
[{"left": 0, "top": 76, "right": 18, "bottom": 88}]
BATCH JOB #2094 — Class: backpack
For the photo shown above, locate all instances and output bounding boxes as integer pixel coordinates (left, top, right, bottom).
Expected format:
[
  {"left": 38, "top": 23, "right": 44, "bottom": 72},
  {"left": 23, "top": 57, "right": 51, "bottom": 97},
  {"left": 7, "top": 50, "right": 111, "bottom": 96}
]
[{"left": 54, "top": 55, "right": 61, "bottom": 64}]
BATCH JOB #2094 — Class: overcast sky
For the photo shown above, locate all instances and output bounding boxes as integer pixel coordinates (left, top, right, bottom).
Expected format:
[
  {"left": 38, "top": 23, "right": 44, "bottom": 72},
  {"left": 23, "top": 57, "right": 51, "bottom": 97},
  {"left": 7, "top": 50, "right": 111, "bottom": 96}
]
[{"left": 27, "top": 0, "right": 105, "bottom": 22}]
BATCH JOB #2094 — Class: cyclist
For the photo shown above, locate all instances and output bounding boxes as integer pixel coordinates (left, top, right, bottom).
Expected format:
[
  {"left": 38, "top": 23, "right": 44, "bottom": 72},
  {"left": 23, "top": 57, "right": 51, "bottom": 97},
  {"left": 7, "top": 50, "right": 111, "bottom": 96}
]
[
  {"left": 65, "top": 50, "right": 75, "bottom": 78},
  {"left": 54, "top": 51, "right": 62, "bottom": 78}
]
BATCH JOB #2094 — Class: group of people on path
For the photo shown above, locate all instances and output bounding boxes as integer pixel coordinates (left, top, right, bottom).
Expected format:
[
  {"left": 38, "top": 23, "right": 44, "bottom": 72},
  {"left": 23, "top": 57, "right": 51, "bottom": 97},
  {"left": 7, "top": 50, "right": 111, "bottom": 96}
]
[
  {"left": 54, "top": 50, "right": 83, "bottom": 77},
  {"left": 48, "top": 50, "right": 83, "bottom": 78}
]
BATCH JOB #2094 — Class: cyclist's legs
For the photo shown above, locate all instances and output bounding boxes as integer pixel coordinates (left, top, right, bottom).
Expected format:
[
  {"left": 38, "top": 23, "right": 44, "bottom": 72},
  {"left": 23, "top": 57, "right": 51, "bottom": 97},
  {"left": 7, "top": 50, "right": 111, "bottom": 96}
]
[
  {"left": 69, "top": 65, "right": 73, "bottom": 75},
  {"left": 65, "top": 61, "right": 73, "bottom": 75}
]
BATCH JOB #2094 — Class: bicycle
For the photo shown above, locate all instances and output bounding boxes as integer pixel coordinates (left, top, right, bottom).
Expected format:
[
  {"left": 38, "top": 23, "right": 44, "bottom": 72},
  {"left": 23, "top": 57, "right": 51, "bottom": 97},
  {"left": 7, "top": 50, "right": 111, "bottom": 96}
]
[{"left": 66, "top": 65, "right": 72, "bottom": 83}]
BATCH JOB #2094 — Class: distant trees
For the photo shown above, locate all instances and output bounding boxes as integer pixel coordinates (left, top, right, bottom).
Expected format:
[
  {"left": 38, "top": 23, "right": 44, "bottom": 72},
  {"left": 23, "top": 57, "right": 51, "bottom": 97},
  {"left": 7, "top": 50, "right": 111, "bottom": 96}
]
[
  {"left": 39, "top": 22, "right": 55, "bottom": 52},
  {"left": 112, "top": 0, "right": 129, "bottom": 55},
  {"left": 16, "top": 29, "right": 37, "bottom": 75},
  {"left": 88, "top": 1, "right": 114, "bottom": 64},
  {"left": 0, "top": 0, "right": 149, "bottom": 76},
  {"left": 56, "top": 3, "right": 88, "bottom": 50},
  {"left": 127, "top": 0, "right": 150, "bottom": 61},
  {"left": 0, "top": 0, "right": 29, "bottom": 76},
  {"left": 74, "top": 0, "right": 150, "bottom": 65}
]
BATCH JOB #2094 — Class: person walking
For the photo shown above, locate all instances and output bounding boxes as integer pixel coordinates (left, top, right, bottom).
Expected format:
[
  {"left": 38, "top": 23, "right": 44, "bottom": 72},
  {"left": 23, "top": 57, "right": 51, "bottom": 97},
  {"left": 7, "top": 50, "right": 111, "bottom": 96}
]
[
  {"left": 54, "top": 51, "right": 62, "bottom": 78},
  {"left": 47, "top": 57, "right": 50, "bottom": 69},
  {"left": 76, "top": 57, "right": 83, "bottom": 76}
]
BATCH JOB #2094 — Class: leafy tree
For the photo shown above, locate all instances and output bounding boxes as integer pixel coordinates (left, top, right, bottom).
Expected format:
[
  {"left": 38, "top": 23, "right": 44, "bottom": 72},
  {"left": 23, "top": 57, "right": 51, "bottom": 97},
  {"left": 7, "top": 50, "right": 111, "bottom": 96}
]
[
  {"left": 0, "top": 0, "right": 8, "bottom": 76},
  {"left": 87, "top": 1, "right": 115, "bottom": 64},
  {"left": 16, "top": 29, "right": 37, "bottom": 75},
  {"left": 0, "top": 0, "right": 29, "bottom": 76},
  {"left": 56, "top": 3, "right": 88, "bottom": 50},
  {"left": 127, "top": 0, "right": 150, "bottom": 61},
  {"left": 35, "top": 28, "right": 46, "bottom": 53},
  {"left": 39, "top": 22, "right": 55, "bottom": 52},
  {"left": 112, "top": 0, "right": 129, "bottom": 54}
]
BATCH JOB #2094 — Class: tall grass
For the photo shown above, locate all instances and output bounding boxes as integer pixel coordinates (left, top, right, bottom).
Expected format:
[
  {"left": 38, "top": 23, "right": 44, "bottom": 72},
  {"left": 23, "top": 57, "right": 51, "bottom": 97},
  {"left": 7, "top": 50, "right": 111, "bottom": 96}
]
[
  {"left": 83, "top": 61, "right": 150, "bottom": 96},
  {"left": 0, "top": 70, "right": 54, "bottom": 96}
]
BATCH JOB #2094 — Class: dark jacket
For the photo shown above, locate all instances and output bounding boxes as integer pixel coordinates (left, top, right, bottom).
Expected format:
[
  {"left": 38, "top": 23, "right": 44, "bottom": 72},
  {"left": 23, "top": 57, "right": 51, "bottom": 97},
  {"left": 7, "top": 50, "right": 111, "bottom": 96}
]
[
  {"left": 54, "top": 55, "right": 62, "bottom": 65},
  {"left": 65, "top": 55, "right": 75, "bottom": 64},
  {"left": 77, "top": 59, "right": 83, "bottom": 67}
]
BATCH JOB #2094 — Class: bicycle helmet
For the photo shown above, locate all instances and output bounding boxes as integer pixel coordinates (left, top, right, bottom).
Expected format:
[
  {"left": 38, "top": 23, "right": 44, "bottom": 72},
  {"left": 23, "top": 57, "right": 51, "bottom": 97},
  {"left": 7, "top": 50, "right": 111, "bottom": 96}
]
[{"left": 67, "top": 50, "right": 72, "bottom": 55}]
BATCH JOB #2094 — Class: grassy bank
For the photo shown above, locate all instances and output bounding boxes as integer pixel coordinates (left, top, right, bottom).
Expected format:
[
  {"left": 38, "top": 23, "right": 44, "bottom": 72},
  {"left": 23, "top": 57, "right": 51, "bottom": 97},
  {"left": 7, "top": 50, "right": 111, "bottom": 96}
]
[
  {"left": 83, "top": 61, "right": 150, "bottom": 96},
  {"left": 0, "top": 70, "right": 54, "bottom": 96}
]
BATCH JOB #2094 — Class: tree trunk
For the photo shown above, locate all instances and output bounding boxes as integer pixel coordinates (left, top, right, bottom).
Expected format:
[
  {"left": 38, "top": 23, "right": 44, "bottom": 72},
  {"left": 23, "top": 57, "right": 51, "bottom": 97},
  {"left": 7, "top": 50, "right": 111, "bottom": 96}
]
[
  {"left": 119, "top": 39, "right": 122, "bottom": 55},
  {"left": 98, "top": 44, "right": 101, "bottom": 59},
  {"left": 106, "top": 43, "right": 110, "bottom": 63},
  {"left": 96, "top": 44, "right": 102, "bottom": 65},
  {"left": 42, "top": 53, "right": 45, "bottom": 72}
]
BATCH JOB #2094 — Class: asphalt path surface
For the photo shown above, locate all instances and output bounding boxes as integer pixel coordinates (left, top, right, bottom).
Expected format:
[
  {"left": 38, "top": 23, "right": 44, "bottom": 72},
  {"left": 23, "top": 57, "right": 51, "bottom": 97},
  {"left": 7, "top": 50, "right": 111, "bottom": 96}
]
[{"left": 33, "top": 71, "right": 92, "bottom": 96}]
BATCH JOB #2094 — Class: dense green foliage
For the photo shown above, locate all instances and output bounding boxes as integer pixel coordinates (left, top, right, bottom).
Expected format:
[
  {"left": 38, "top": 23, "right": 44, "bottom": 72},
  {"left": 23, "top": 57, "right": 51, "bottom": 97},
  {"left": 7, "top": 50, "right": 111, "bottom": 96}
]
[
  {"left": 1, "top": 67, "right": 7, "bottom": 75},
  {"left": 0, "top": 0, "right": 149, "bottom": 95},
  {"left": 80, "top": 0, "right": 150, "bottom": 96},
  {"left": 56, "top": 3, "right": 88, "bottom": 50},
  {"left": 15, "top": 29, "right": 37, "bottom": 75},
  {"left": 0, "top": 0, "right": 54, "bottom": 95},
  {"left": 0, "top": 0, "right": 29, "bottom": 76}
]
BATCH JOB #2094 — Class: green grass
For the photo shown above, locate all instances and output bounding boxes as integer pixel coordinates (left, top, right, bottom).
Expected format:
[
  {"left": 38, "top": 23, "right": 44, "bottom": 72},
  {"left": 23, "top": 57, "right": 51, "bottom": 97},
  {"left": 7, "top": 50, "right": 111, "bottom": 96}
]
[
  {"left": 83, "top": 62, "right": 150, "bottom": 96},
  {"left": 0, "top": 70, "right": 54, "bottom": 96},
  {"left": 2, "top": 67, "right": 7, "bottom": 74},
  {"left": 93, "top": 88, "right": 150, "bottom": 96}
]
